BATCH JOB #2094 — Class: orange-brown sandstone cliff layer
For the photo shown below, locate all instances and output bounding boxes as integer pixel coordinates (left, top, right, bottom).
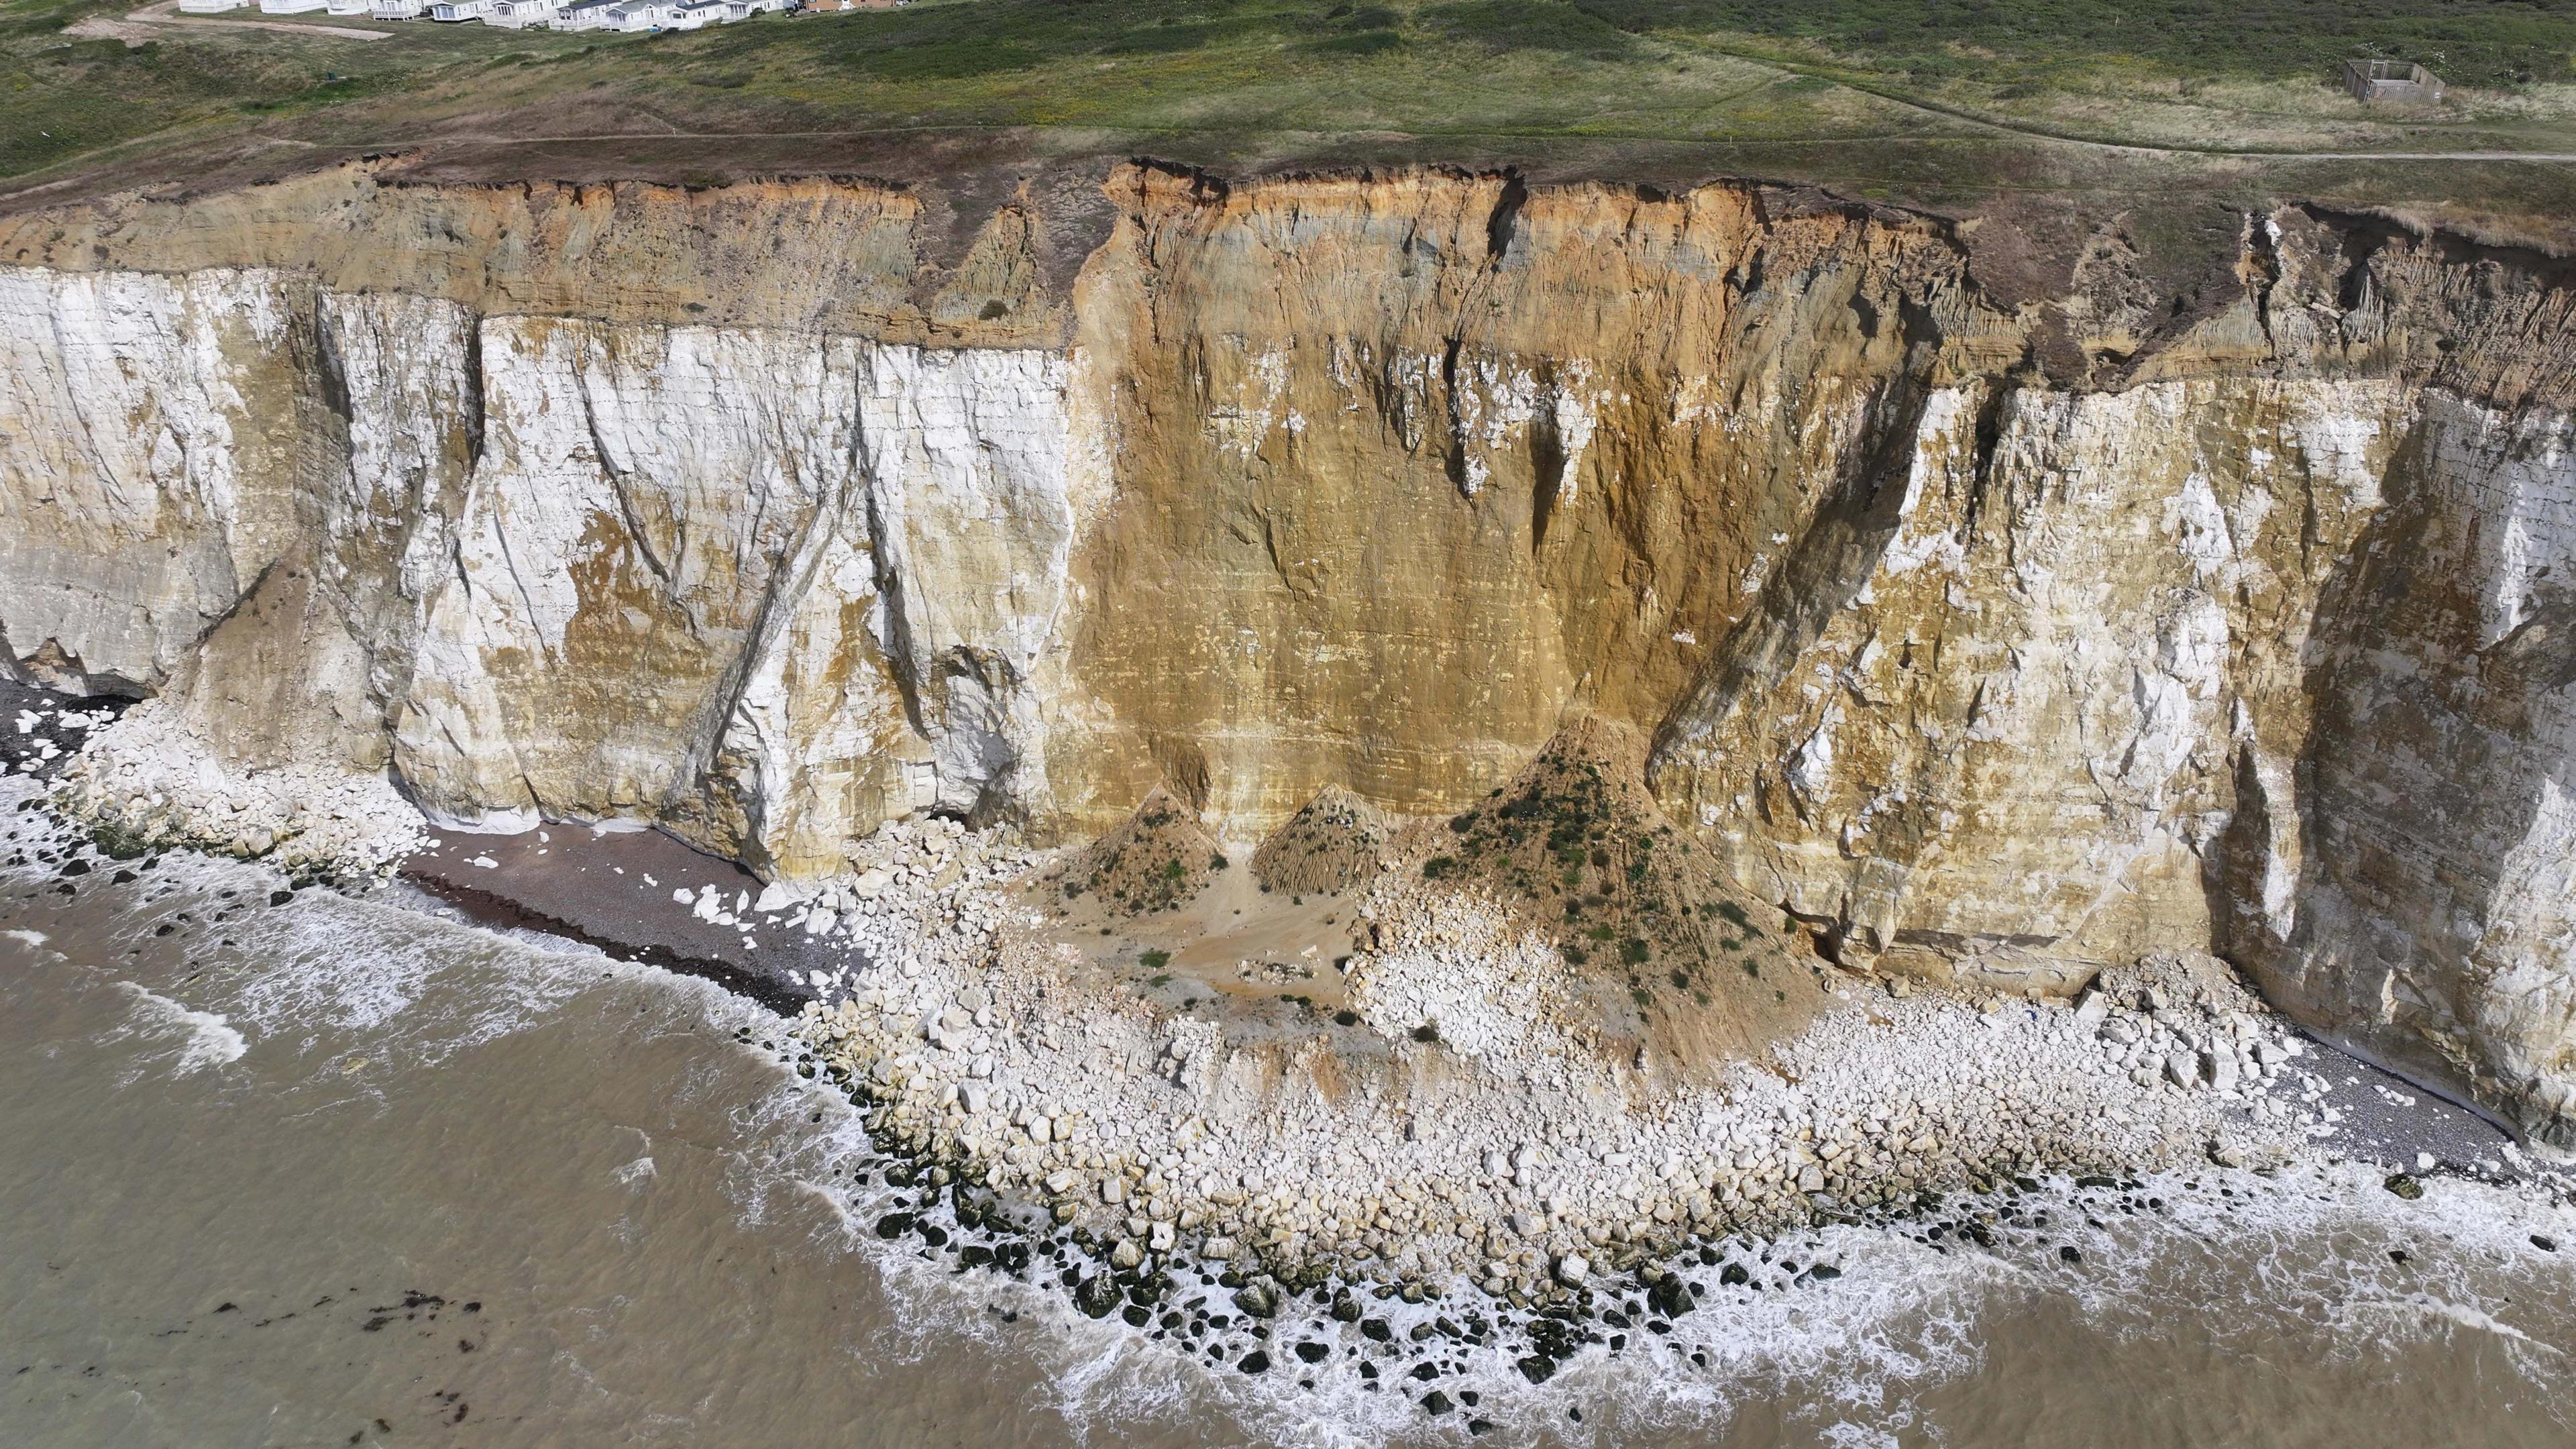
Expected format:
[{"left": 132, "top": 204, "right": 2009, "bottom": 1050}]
[{"left": 7, "top": 160, "right": 2576, "bottom": 1146}]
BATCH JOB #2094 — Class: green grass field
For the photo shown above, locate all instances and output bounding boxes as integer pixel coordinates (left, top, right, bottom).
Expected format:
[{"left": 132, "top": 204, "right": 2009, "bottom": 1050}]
[{"left": 6, "top": 0, "right": 2576, "bottom": 215}]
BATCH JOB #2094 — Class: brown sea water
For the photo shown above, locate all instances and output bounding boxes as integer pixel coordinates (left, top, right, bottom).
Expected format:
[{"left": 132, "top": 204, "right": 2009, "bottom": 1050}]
[{"left": 3, "top": 777, "right": 2573, "bottom": 1448}]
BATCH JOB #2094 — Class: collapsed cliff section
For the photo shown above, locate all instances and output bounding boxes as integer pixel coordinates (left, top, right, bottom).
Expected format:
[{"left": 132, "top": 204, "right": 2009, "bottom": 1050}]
[{"left": 5, "top": 160, "right": 2576, "bottom": 1145}]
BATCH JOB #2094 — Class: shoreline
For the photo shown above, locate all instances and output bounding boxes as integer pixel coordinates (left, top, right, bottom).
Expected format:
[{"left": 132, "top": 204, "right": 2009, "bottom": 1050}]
[
  {"left": 347, "top": 794, "right": 2576, "bottom": 1293},
  {"left": 7, "top": 682, "right": 2568, "bottom": 1367},
  {"left": 8, "top": 777, "right": 2575, "bottom": 1444}
]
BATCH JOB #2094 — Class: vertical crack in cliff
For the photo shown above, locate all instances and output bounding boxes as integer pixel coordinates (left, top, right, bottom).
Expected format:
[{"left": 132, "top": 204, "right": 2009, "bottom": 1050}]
[
  {"left": 1528, "top": 380, "right": 1568, "bottom": 553},
  {"left": 1439, "top": 334, "right": 1472, "bottom": 497},
  {"left": 1485, "top": 171, "right": 1527, "bottom": 271},
  {"left": 693, "top": 451, "right": 847, "bottom": 858},
  {"left": 1648, "top": 354, "right": 1953, "bottom": 784},
  {"left": 2241, "top": 209, "right": 2284, "bottom": 360},
  {"left": 309, "top": 297, "right": 354, "bottom": 435},
  {"left": 460, "top": 316, "right": 486, "bottom": 469},
  {"left": 574, "top": 361, "right": 680, "bottom": 610},
  {"left": 847, "top": 389, "right": 932, "bottom": 752}
]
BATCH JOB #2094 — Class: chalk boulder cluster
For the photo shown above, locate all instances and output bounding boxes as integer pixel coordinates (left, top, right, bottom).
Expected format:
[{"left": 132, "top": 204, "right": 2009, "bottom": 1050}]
[
  {"left": 55, "top": 708, "right": 429, "bottom": 876},
  {"left": 5, "top": 703, "right": 111, "bottom": 773},
  {"left": 784, "top": 824, "right": 2314, "bottom": 1300}
]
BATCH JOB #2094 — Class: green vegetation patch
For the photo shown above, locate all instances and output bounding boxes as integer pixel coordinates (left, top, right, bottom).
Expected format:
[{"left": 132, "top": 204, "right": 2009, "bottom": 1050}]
[
  {"left": 1419, "top": 727, "right": 1811, "bottom": 1027},
  {"left": 1574, "top": 0, "right": 2576, "bottom": 87}
]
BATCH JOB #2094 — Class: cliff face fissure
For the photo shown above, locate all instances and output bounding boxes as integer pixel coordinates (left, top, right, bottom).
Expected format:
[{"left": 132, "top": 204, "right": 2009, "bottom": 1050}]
[{"left": 7, "top": 163, "right": 2576, "bottom": 1146}]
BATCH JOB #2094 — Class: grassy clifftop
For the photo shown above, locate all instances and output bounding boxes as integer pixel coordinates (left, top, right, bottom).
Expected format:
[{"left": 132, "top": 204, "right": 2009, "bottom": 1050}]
[{"left": 6, "top": 0, "right": 2576, "bottom": 238}]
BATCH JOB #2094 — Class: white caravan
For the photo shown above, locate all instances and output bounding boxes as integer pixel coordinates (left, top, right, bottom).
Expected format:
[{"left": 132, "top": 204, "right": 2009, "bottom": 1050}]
[{"left": 600, "top": 0, "right": 669, "bottom": 29}]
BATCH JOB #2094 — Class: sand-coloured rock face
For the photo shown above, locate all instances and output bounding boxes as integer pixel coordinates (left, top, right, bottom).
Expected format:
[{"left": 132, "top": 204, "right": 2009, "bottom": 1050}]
[
  {"left": 7, "top": 162, "right": 2576, "bottom": 1145},
  {"left": 1052, "top": 168, "right": 1992, "bottom": 835}
]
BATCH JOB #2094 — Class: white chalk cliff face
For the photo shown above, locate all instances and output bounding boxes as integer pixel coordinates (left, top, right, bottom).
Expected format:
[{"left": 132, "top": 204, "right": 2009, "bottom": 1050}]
[
  {"left": 5, "top": 168, "right": 2576, "bottom": 1148},
  {"left": 381, "top": 319, "right": 1085, "bottom": 873}
]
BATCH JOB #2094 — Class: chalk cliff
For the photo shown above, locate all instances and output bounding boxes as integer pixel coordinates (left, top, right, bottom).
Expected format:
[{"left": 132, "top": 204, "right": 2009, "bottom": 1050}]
[{"left": 4, "top": 163, "right": 2575, "bottom": 1146}]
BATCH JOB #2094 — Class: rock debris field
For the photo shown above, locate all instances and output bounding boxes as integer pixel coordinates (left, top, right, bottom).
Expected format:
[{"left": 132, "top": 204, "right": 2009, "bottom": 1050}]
[{"left": 13, "top": 684, "right": 2571, "bottom": 1411}]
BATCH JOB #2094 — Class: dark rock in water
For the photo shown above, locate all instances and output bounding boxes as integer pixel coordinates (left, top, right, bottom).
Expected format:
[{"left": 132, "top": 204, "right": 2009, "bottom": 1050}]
[
  {"left": 1719, "top": 1263, "right": 1750, "bottom": 1287},
  {"left": 1122, "top": 1305, "right": 1151, "bottom": 1328},
  {"left": 917, "top": 1224, "right": 949, "bottom": 1248},
  {"left": 1516, "top": 1354, "right": 1557, "bottom": 1385},
  {"left": 1468, "top": 1418, "right": 1496, "bottom": 1437},
  {"left": 1237, "top": 1349, "right": 1270, "bottom": 1375},
  {"left": 1076, "top": 1275, "right": 1123, "bottom": 1320},
  {"left": 1330, "top": 1291, "right": 1362, "bottom": 1323},
  {"left": 1360, "top": 1317, "right": 1392, "bottom": 1342},
  {"left": 1232, "top": 1281, "right": 1278, "bottom": 1318},
  {"left": 1809, "top": 1264, "right": 1841, "bottom": 1281},
  {"left": 957, "top": 1245, "right": 993, "bottom": 1269},
  {"left": 2389, "top": 1249, "right": 2410, "bottom": 1264},
  {"left": 2384, "top": 1174, "right": 2424, "bottom": 1200},
  {"left": 2533, "top": 1234, "right": 2559, "bottom": 1252},
  {"left": 1647, "top": 1275, "right": 1696, "bottom": 1318},
  {"left": 1409, "top": 1362, "right": 1437, "bottom": 1381},
  {"left": 1294, "top": 1340, "right": 1329, "bottom": 1363},
  {"left": 269, "top": 889, "right": 294, "bottom": 906},
  {"left": 61, "top": 859, "right": 90, "bottom": 877},
  {"left": 873, "top": 1214, "right": 914, "bottom": 1240},
  {"left": 2059, "top": 1245, "right": 2082, "bottom": 1264},
  {"left": 1421, "top": 1390, "right": 1454, "bottom": 1415}
]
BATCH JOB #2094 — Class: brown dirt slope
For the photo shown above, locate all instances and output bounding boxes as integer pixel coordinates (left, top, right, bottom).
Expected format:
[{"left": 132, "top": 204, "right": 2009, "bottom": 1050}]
[
  {"left": 1417, "top": 717, "right": 1837, "bottom": 1065},
  {"left": 1250, "top": 784, "right": 1392, "bottom": 898},
  {"left": 1063, "top": 785, "right": 1228, "bottom": 918}
]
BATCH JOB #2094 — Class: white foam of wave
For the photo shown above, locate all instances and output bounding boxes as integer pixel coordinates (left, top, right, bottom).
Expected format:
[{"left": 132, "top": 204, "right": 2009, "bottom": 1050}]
[
  {"left": 109, "top": 981, "right": 247, "bottom": 1075},
  {"left": 0, "top": 775, "right": 745, "bottom": 1089},
  {"left": 13, "top": 774, "right": 2575, "bottom": 1445},
  {"left": 702, "top": 1042, "right": 2576, "bottom": 1448},
  {"left": 2354, "top": 1294, "right": 2550, "bottom": 1348},
  {"left": 684, "top": 1037, "right": 2015, "bottom": 1447}
]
